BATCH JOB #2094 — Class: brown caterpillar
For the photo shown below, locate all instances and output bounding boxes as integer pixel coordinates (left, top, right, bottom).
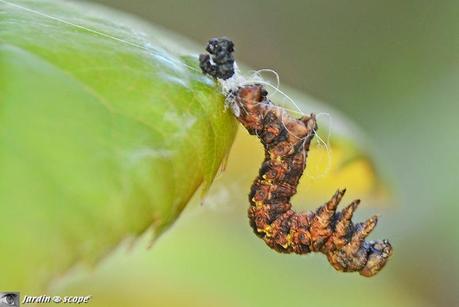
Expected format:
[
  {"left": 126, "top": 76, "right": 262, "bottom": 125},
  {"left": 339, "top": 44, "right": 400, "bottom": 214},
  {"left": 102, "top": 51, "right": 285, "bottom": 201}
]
[{"left": 199, "top": 38, "right": 392, "bottom": 277}]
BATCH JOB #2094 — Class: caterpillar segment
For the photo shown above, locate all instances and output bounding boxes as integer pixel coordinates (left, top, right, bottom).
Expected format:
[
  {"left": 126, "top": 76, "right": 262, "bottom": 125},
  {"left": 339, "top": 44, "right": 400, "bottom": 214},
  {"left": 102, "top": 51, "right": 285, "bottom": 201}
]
[{"left": 199, "top": 37, "right": 392, "bottom": 277}]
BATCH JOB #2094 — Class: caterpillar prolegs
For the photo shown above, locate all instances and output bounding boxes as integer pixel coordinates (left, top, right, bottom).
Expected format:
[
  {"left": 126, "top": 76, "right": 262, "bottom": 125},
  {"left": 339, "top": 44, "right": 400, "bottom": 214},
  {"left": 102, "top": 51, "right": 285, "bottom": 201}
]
[{"left": 199, "top": 38, "right": 392, "bottom": 277}]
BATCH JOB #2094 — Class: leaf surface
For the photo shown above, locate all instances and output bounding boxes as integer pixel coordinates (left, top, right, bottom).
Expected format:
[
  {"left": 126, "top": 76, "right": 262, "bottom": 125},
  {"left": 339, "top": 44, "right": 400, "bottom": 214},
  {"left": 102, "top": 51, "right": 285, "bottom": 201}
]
[{"left": 0, "top": 0, "right": 237, "bottom": 289}]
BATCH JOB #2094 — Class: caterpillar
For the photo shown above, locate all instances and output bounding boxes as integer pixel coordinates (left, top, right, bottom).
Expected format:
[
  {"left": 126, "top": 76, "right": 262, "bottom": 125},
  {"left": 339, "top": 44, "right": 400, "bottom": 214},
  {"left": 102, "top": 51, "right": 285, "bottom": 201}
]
[{"left": 199, "top": 37, "right": 392, "bottom": 277}]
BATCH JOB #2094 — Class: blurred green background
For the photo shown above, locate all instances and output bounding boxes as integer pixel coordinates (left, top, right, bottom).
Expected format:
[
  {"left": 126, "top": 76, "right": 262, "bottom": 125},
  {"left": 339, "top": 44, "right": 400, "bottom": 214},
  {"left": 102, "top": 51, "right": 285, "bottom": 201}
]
[
  {"left": 15, "top": 0, "right": 459, "bottom": 306},
  {"left": 82, "top": 0, "right": 458, "bottom": 306}
]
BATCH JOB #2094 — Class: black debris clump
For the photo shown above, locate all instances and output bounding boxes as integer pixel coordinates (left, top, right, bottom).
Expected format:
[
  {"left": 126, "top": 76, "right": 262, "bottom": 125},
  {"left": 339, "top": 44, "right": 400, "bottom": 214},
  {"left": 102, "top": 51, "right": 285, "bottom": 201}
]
[{"left": 199, "top": 37, "right": 235, "bottom": 80}]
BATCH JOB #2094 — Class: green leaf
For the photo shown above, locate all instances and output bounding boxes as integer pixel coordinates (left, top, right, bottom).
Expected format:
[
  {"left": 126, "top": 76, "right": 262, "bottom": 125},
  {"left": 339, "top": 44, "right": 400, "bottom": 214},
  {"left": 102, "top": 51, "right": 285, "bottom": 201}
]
[{"left": 0, "top": 0, "right": 237, "bottom": 290}]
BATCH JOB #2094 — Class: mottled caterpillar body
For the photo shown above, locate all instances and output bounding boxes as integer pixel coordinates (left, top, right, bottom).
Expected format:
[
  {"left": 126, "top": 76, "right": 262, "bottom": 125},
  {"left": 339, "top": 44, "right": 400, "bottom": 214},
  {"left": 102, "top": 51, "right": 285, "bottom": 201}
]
[{"left": 200, "top": 38, "right": 392, "bottom": 277}]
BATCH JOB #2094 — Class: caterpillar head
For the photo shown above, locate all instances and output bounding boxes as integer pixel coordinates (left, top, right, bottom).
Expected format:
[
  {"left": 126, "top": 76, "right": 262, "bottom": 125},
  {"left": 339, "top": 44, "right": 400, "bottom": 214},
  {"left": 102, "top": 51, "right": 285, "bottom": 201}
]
[
  {"left": 327, "top": 238, "right": 393, "bottom": 277},
  {"left": 359, "top": 239, "right": 393, "bottom": 277}
]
